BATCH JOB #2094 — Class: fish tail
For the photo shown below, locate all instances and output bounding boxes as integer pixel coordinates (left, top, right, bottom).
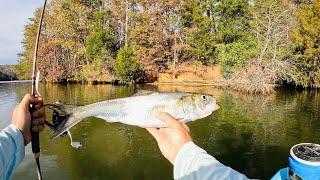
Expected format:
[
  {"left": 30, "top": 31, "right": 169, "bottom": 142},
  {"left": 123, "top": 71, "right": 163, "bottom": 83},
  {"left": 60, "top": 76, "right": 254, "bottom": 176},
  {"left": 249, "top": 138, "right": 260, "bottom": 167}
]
[
  {"left": 45, "top": 101, "right": 83, "bottom": 139},
  {"left": 51, "top": 115, "right": 83, "bottom": 139}
]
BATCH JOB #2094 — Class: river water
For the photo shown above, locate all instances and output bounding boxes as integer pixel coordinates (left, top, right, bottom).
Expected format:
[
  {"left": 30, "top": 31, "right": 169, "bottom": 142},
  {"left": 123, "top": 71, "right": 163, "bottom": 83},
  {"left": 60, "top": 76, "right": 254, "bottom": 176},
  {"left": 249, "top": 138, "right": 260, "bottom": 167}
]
[{"left": 0, "top": 82, "right": 319, "bottom": 179}]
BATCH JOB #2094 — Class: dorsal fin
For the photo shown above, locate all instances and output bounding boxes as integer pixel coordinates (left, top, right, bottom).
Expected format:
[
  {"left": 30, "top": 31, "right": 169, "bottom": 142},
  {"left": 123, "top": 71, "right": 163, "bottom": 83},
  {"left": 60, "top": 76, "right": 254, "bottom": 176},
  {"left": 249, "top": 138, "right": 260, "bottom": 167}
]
[{"left": 132, "top": 90, "right": 157, "bottom": 97}]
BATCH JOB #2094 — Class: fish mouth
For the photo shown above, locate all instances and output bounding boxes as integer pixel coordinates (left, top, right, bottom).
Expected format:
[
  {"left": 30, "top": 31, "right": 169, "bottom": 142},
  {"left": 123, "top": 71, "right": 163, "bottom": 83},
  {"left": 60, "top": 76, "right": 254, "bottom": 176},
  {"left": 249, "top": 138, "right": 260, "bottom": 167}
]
[
  {"left": 206, "top": 103, "right": 220, "bottom": 112},
  {"left": 213, "top": 104, "right": 220, "bottom": 111},
  {"left": 199, "top": 104, "right": 220, "bottom": 119}
]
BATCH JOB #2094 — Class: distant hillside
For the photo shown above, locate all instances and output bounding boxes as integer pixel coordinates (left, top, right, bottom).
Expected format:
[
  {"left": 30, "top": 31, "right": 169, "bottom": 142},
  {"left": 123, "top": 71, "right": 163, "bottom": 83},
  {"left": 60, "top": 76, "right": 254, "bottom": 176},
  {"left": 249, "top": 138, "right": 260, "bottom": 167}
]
[{"left": 0, "top": 65, "right": 17, "bottom": 81}]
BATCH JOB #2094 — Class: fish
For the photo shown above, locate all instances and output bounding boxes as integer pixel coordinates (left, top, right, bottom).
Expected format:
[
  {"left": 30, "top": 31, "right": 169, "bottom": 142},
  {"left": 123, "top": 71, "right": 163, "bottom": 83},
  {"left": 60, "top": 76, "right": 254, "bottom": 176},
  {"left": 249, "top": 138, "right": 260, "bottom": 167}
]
[{"left": 50, "top": 91, "right": 220, "bottom": 139}]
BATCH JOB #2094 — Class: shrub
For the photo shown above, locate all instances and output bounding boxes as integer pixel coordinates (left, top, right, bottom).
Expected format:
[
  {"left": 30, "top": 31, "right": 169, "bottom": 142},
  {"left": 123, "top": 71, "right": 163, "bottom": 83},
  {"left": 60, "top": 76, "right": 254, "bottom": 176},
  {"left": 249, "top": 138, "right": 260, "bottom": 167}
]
[
  {"left": 217, "top": 39, "right": 258, "bottom": 78},
  {"left": 115, "top": 47, "right": 141, "bottom": 83},
  {"left": 79, "top": 51, "right": 115, "bottom": 82}
]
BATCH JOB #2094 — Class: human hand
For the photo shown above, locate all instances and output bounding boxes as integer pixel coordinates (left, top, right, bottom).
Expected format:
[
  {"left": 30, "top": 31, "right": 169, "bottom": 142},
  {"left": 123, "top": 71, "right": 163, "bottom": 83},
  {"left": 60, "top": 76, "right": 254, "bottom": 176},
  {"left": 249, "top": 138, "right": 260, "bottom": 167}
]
[
  {"left": 146, "top": 112, "right": 192, "bottom": 164},
  {"left": 12, "top": 94, "right": 45, "bottom": 146}
]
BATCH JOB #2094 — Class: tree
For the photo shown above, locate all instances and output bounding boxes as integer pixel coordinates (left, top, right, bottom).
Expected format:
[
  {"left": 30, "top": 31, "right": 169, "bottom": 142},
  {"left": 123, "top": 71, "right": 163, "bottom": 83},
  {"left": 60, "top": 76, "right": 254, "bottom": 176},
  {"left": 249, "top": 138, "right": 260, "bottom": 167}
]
[
  {"left": 248, "top": 0, "right": 298, "bottom": 85},
  {"left": 108, "top": 0, "right": 135, "bottom": 48},
  {"left": 86, "top": 27, "right": 115, "bottom": 60},
  {"left": 214, "top": 0, "right": 256, "bottom": 76},
  {"left": 292, "top": 0, "right": 320, "bottom": 87},
  {"left": 86, "top": 9, "right": 116, "bottom": 59},
  {"left": 221, "top": 0, "right": 297, "bottom": 93},
  {"left": 38, "top": 0, "right": 91, "bottom": 82},
  {"left": 217, "top": 38, "right": 257, "bottom": 77},
  {"left": 15, "top": 9, "right": 41, "bottom": 80},
  {"left": 129, "top": 0, "right": 193, "bottom": 80},
  {"left": 181, "top": 0, "right": 216, "bottom": 65},
  {"left": 115, "top": 47, "right": 141, "bottom": 83},
  {"left": 129, "top": 3, "right": 167, "bottom": 71},
  {"left": 252, "top": 0, "right": 294, "bottom": 64},
  {"left": 214, "top": 0, "right": 252, "bottom": 44}
]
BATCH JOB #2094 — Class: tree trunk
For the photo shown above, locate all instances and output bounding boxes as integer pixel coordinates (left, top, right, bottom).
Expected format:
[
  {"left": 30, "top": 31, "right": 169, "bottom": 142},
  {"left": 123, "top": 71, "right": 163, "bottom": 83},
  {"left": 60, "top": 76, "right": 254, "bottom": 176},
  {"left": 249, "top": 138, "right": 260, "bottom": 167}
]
[
  {"left": 125, "top": 0, "right": 129, "bottom": 47},
  {"left": 173, "top": 30, "right": 178, "bottom": 79}
]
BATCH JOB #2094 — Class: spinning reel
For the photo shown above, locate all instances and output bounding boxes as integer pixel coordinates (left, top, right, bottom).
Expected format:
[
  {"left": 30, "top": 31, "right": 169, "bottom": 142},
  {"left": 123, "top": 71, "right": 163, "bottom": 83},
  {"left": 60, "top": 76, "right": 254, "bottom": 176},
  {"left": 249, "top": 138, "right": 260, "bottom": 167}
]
[{"left": 44, "top": 101, "right": 83, "bottom": 150}]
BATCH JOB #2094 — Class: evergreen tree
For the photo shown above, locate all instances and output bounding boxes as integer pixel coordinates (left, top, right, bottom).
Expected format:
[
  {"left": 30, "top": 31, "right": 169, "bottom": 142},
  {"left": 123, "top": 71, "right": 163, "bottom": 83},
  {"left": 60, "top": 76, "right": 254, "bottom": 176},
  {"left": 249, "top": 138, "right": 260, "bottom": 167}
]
[
  {"left": 292, "top": 0, "right": 320, "bottom": 87},
  {"left": 214, "top": 0, "right": 256, "bottom": 76},
  {"left": 181, "top": 0, "right": 216, "bottom": 65},
  {"left": 115, "top": 47, "right": 141, "bottom": 83}
]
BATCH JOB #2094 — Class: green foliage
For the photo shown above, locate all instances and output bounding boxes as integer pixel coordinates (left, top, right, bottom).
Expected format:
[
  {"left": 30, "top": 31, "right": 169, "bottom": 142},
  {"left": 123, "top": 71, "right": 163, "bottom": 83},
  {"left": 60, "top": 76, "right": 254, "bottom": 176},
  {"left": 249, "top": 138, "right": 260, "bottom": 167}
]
[
  {"left": 214, "top": 0, "right": 252, "bottom": 43},
  {"left": 14, "top": 60, "right": 31, "bottom": 80},
  {"left": 186, "top": 33, "right": 216, "bottom": 64},
  {"left": 292, "top": 0, "right": 320, "bottom": 87},
  {"left": 214, "top": 0, "right": 255, "bottom": 76},
  {"left": 115, "top": 47, "right": 141, "bottom": 83},
  {"left": 15, "top": 8, "right": 40, "bottom": 80},
  {"left": 86, "top": 10, "right": 116, "bottom": 60},
  {"left": 80, "top": 52, "right": 115, "bottom": 82},
  {"left": 181, "top": 0, "right": 212, "bottom": 30},
  {"left": 182, "top": 0, "right": 216, "bottom": 64},
  {"left": 217, "top": 39, "right": 258, "bottom": 77},
  {"left": 86, "top": 27, "right": 115, "bottom": 60}
]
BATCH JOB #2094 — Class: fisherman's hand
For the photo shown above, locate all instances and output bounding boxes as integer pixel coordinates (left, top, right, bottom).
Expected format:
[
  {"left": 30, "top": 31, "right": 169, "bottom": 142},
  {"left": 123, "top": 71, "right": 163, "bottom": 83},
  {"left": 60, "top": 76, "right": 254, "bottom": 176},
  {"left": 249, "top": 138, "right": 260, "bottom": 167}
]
[
  {"left": 146, "top": 112, "right": 192, "bottom": 164},
  {"left": 12, "top": 94, "right": 45, "bottom": 146}
]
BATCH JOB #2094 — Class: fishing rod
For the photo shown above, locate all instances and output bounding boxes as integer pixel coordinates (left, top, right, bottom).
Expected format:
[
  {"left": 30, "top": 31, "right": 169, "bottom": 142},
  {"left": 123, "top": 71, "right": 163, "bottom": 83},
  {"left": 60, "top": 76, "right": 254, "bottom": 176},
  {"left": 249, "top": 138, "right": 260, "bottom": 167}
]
[{"left": 31, "top": 0, "right": 48, "bottom": 179}]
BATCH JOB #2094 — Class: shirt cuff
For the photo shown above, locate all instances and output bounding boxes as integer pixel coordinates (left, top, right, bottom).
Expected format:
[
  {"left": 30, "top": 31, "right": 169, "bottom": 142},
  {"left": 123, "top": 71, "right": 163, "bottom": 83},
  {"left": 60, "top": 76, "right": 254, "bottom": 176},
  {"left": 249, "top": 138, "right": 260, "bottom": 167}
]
[
  {"left": 174, "top": 141, "right": 209, "bottom": 179},
  {"left": 6, "top": 124, "right": 25, "bottom": 163}
]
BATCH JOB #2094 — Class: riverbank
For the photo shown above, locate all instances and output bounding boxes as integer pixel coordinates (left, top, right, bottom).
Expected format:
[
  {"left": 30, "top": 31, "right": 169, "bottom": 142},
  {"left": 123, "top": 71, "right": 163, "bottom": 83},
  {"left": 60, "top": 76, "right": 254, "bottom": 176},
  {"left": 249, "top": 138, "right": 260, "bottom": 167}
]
[
  {"left": 0, "top": 65, "right": 17, "bottom": 81},
  {"left": 152, "top": 63, "right": 275, "bottom": 94},
  {"left": 10, "top": 63, "right": 276, "bottom": 94}
]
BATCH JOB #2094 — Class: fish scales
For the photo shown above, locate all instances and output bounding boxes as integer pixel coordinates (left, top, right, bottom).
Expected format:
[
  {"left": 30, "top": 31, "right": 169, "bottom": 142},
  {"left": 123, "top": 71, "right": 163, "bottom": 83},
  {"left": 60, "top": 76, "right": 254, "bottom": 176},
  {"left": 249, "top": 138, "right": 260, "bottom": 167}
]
[{"left": 51, "top": 92, "right": 220, "bottom": 138}]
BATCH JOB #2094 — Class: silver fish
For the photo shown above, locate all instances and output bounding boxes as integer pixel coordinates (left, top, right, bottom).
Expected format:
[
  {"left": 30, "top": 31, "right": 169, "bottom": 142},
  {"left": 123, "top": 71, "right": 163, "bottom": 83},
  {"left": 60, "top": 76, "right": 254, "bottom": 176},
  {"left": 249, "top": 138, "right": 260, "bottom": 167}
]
[{"left": 51, "top": 91, "right": 220, "bottom": 138}]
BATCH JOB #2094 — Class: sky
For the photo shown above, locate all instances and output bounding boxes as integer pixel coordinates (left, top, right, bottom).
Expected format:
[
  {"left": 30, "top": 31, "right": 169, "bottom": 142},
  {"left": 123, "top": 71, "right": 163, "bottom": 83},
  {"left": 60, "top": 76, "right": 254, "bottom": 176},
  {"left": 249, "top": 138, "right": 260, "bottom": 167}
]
[{"left": 0, "top": 0, "right": 44, "bottom": 65}]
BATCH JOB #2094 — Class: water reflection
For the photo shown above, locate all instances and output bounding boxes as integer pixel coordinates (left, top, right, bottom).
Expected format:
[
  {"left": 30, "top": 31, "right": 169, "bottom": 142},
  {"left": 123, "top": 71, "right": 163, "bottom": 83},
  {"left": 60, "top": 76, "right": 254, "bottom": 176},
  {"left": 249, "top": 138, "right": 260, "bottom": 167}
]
[{"left": 0, "top": 83, "right": 318, "bottom": 179}]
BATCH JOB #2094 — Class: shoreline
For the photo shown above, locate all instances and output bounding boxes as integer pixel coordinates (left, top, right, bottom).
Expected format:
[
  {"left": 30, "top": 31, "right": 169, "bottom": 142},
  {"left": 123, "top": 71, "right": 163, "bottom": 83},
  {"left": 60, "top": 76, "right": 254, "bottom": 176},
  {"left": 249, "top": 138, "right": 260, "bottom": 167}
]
[
  {"left": 0, "top": 80, "right": 31, "bottom": 84},
  {"left": 148, "top": 80, "right": 228, "bottom": 87},
  {"left": 3, "top": 80, "right": 315, "bottom": 95},
  {"left": 0, "top": 79, "right": 227, "bottom": 88}
]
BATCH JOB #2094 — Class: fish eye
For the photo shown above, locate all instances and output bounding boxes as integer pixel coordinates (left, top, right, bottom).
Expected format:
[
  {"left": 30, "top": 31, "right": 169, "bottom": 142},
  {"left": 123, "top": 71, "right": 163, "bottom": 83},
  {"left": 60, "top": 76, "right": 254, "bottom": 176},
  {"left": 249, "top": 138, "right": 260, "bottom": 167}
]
[{"left": 201, "top": 95, "right": 207, "bottom": 101}]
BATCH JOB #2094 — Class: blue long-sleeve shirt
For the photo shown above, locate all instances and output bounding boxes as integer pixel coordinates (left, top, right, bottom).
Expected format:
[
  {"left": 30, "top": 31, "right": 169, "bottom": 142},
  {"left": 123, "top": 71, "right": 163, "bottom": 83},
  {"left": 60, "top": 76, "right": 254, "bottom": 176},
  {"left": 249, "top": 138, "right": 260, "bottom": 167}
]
[
  {"left": 174, "top": 142, "right": 248, "bottom": 180},
  {"left": 0, "top": 124, "right": 25, "bottom": 180}
]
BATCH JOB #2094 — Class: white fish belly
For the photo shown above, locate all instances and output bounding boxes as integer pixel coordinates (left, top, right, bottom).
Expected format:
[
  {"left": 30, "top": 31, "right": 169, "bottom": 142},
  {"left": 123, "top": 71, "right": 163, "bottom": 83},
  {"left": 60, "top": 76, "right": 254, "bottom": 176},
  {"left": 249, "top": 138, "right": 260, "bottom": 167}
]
[{"left": 92, "top": 93, "right": 186, "bottom": 127}]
